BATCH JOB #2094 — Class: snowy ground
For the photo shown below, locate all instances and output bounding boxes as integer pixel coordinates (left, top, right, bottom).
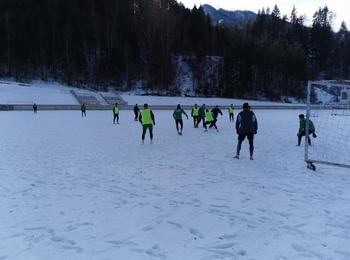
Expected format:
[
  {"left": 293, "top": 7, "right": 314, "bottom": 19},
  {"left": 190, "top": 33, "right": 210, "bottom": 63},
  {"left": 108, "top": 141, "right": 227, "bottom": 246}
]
[
  {"left": 308, "top": 111, "right": 350, "bottom": 168},
  {"left": 0, "top": 81, "right": 78, "bottom": 105},
  {"left": 1, "top": 110, "right": 350, "bottom": 260}
]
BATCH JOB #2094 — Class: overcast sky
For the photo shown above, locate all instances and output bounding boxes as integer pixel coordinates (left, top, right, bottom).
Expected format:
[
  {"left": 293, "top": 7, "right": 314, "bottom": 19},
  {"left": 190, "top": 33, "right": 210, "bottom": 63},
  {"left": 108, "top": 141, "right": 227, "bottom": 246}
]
[{"left": 177, "top": 0, "right": 350, "bottom": 30}]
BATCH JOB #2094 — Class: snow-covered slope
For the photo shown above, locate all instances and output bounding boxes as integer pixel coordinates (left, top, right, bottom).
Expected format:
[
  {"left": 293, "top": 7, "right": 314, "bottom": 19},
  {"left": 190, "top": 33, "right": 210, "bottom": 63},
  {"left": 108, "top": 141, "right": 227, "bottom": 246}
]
[
  {"left": 0, "top": 80, "right": 301, "bottom": 107},
  {"left": 121, "top": 94, "right": 298, "bottom": 107},
  {"left": 0, "top": 110, "right": 349, "bottom": 259},
  {"left": 0, "top": 81, "right": 79, "bottom": 105}
]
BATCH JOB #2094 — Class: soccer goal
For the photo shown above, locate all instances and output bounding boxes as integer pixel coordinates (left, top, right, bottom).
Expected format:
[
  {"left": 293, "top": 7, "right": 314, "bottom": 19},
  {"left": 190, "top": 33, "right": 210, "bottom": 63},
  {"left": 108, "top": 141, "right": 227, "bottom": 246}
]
[{"left": 305, "top": 80, "right": 350, "bottom": 170}]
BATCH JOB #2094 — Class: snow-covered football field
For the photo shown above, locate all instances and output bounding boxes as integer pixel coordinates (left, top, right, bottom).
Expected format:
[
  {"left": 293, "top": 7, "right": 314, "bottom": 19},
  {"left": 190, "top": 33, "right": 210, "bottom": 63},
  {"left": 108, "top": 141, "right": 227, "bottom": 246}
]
[{"left": 1, "top": 110, "right": 350, "bottom": 260}]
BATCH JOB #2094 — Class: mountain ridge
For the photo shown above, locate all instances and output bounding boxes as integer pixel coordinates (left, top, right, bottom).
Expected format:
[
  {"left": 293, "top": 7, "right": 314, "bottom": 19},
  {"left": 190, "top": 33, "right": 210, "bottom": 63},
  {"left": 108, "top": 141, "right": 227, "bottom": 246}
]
[{"left": 202, "top": 4, "right": 256, "bottom": 26}]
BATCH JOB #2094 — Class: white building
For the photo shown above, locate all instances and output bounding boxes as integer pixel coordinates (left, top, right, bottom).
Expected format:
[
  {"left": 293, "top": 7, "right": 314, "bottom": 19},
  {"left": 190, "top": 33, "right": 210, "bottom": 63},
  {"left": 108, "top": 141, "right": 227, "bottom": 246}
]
[
  {"left": 311, "top": 80, "right": 350, "bottom": 104},
  {"left": 340, "top": 86, "right": 350, "bottom": 104}
]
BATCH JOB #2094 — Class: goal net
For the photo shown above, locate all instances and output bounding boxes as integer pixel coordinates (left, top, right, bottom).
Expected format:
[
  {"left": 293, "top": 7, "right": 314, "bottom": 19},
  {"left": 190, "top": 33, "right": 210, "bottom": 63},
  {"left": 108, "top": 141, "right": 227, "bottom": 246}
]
[{"left": 305, "top": 80, "right": 350, "bottom": 170}]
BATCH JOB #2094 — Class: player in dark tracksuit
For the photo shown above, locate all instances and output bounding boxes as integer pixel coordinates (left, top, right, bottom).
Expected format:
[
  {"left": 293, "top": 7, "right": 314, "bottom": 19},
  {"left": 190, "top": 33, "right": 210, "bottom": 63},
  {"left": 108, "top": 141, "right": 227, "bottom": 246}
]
[
  {"left": 134, "top": 104, "right": 140, "bottom": 121},
  {"left": 173, "top": 104, "right": 189, "bottom": 135},
  {"left": 113, "top": 103, "right": 120, "bottom": 124},
  {"left": 198, "top": 104, "right": 206, "bottom": 128},
  {"left": 33, "top": 103, "right": 38, "bottom": 113},
  {"left": 297, "top": 114, "right": 316, "bottom": 146},
  {"left": 234, "top": 103, "right": 258, "bottom": 160},
  {"left": 211, "top": 106, "right": 223, "bottom": 128},
  {"left": 81, "top": 104, "right": 87, "bottom": 117}
]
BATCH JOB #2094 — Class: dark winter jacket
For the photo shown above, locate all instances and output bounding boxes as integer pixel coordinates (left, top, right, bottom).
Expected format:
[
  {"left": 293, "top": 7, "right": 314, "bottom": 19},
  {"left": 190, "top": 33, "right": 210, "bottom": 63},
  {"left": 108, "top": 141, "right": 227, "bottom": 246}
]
[
  {"left": 299, "top": 119, "right": 315, "bottom": 133},
  {"left": 134, "top": 105, "right": 140, "bottom": 113},
  {"left": 199, "top": 106, "right": 206, "bottom": 118},
  {"left": 211, "top": 107, "right": 223, "bottom": 119},
  {"left": 173, "top": 109, "right": 188, "bottom": 120},
  {"left": 236, "top": 109, "right": 258, "bottom": 134}
]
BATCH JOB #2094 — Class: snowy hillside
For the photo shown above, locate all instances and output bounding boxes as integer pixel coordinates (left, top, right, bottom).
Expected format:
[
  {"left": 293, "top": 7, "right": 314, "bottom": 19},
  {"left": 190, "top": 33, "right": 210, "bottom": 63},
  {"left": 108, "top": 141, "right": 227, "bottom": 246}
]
[
  {"left": 0, "top": 80, "right": 301, "bottom": 107},
  {"left": 1, "top": 110, "right": 350, "bottom": 259},
  {"left": 0, "top": 81, "right": 79, "bottom": 105},
  {"left": 121, "top": 94, "right": 297, "bottom": 107},
  {"left": 0, "top": 81, "right": 78, "bottom": 105}
]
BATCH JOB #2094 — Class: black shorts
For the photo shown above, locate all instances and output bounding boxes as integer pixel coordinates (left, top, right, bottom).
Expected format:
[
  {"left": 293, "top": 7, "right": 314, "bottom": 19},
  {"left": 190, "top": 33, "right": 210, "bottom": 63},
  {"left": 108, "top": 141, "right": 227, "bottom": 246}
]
[{"left": 238, "top": 133, "right": 254, "bottom": 141}]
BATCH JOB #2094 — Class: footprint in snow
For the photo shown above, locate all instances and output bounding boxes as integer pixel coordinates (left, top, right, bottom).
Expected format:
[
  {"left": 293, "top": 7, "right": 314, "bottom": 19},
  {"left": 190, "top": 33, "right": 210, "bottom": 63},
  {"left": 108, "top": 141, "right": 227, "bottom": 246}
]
[
  {"left": 189, "top": 228, "right": 205, "bottom": 239},
  {"left": 107, "top": 240, "right": 138, "bottom": 248},
  {"left": 238, "top": 249, "right": 247, "bottom": 256},
  {"left": 24, "top": 226, "right": 47, "bottom": 231},
  {"left": 62, "top": 245, "right": 83, "bottom": 253},
  {"left": 65, "top": 222, "right": 94, "bottom": 232},
  {"left": 212, "top": 242, "right": 236, "bottom": 249},
  {"left": 145, "top": 244, "right": 166, "bottom": 259},
  {"left": 218, "top": 234, "right": 237, "bottom": 240},
  {"left": 210, "top": 204, "right": 230, "bottom": 209},
  {"left": 141, "top": 225, "right": 154, "bottom": 232},
  {"left": 51, "top": 236, "right": 76, "bottom": 246},
  {"left": 167, "top": 221, "right": 182, "bottom": 229}
]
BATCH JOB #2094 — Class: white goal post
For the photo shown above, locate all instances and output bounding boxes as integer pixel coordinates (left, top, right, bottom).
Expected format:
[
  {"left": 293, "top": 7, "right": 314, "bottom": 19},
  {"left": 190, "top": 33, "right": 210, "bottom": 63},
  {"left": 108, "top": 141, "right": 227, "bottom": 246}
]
[{"left": 305, "top": 80, "right": 350, "bottom": 170}]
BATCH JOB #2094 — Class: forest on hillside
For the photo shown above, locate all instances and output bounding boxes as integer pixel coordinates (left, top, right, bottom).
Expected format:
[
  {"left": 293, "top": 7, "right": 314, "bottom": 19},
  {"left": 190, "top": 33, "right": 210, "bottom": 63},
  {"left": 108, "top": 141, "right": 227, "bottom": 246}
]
[{"left": 0, "top": 0, "right": 349, "bottom": 100}]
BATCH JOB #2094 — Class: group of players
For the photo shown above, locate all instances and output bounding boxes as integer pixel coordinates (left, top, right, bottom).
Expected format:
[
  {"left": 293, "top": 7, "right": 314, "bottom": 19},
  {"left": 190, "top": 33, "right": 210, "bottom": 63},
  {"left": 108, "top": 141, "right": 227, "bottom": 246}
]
[
  {"left": 106, "top": 102, "right": 258, "bottom": 160},
  {"left": 31, "top": 101, "right": 315, "bottom": 160}
]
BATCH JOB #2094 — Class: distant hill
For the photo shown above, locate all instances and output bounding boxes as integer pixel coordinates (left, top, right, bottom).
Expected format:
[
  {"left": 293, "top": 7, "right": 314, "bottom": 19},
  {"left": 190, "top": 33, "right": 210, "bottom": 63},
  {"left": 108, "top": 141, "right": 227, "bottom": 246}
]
[{"left": 202, "top": 4, "right": 256, "bottom": 26}]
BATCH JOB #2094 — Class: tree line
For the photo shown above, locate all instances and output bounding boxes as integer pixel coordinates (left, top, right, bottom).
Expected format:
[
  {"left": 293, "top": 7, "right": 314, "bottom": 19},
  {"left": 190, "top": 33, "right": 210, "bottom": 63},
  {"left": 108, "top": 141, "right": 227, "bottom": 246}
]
[{"left": 0, "top": 0, "right": 349, "bottom": 100}]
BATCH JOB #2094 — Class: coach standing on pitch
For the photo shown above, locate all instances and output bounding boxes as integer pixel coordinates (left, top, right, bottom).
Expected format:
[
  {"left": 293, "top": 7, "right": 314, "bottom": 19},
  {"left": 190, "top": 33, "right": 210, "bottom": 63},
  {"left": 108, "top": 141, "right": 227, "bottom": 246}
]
[{"left": 234, "top": 103, "right": 258, "bottom": 160}]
